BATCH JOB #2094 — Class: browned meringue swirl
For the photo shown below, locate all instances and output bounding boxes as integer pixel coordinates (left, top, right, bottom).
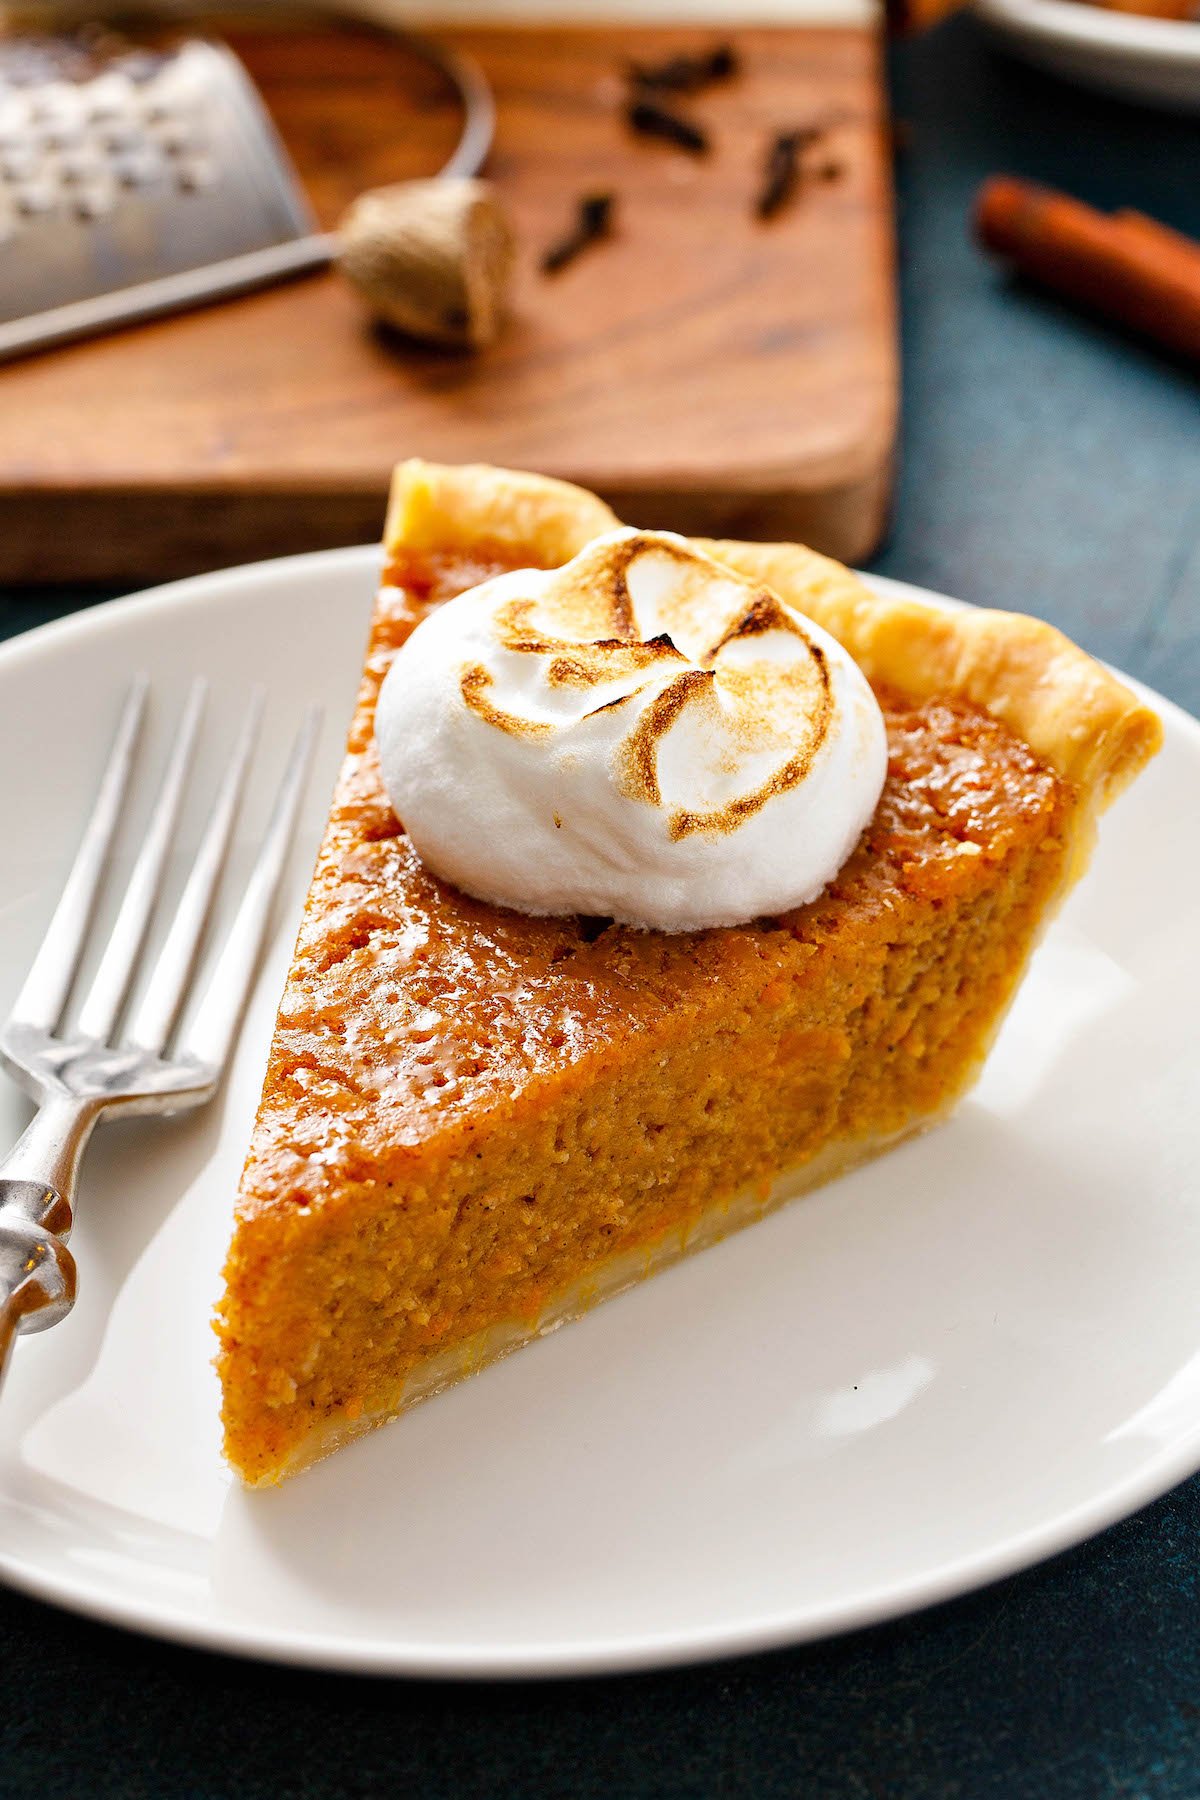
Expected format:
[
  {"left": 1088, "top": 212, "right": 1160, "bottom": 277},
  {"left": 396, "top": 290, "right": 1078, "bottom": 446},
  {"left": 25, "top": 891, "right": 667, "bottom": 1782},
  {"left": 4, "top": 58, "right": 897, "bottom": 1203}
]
[
  {"left": 375, "top": 527, "right": 888, "bottom": 931},
  {"left": 459, "top": 533, "right": 834, "bottom": 842}
]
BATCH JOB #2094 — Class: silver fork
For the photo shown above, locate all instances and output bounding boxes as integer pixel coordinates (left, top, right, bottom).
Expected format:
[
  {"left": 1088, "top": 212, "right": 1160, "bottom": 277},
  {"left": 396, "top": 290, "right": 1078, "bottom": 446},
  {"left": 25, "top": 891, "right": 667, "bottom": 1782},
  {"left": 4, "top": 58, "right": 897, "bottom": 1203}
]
[{"left": 0, "top": 678, "right": 319, "bottom": 1384}]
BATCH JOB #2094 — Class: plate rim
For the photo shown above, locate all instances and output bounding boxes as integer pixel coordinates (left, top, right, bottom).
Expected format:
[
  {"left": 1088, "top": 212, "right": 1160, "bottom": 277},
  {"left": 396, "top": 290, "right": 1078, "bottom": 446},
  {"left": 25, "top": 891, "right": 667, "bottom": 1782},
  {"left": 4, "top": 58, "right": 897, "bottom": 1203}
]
[
  {"left": 0, "top": 542, "right": 1198, "bottom": 1681},
  {"left": 973, "top": 0, "right": 1200, "bottom": 66}
]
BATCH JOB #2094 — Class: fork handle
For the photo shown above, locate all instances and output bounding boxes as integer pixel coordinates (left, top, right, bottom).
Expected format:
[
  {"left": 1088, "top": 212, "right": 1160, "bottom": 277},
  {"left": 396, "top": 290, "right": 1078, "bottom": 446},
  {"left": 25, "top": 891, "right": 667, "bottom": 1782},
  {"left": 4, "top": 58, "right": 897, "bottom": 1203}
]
[{"left": 0, "top": 1094, "right": 101, "bottom": 1379}]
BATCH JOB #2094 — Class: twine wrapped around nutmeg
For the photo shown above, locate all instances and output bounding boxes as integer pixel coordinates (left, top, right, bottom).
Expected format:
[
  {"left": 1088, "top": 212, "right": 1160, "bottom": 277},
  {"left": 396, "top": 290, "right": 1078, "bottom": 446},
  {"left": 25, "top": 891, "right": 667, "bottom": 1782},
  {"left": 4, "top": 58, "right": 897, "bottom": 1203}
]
[{"left": 336, "top": 177, "right": 515, "bottom": 351}]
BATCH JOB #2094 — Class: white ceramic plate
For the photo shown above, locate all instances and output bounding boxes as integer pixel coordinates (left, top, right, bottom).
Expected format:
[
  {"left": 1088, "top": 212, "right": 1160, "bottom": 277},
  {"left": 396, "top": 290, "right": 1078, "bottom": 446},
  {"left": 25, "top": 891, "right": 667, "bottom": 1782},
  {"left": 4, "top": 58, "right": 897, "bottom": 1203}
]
[
  {"left": 0, "top": 547, "right": 1198, "bottom": 1680},
  {"left": 974, "top": 0, "right": 1200, "bottom": 111}
]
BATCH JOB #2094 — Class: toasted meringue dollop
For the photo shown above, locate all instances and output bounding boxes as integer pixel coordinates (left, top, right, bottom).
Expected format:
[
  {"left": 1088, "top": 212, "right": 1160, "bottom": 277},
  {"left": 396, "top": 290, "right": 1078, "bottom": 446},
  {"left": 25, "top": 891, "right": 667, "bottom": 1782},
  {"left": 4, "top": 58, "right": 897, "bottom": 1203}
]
[{"left": 375, "top": 529, "right": 888, "bottom": 932}]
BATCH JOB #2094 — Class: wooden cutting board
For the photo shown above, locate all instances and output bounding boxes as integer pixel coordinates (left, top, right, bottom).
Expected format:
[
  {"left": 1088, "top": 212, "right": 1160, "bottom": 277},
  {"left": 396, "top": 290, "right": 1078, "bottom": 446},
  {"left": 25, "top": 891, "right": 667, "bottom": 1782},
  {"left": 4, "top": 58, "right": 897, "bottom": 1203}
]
[{"left": 0, "top": 22, "right": 897, "bottom": 584}]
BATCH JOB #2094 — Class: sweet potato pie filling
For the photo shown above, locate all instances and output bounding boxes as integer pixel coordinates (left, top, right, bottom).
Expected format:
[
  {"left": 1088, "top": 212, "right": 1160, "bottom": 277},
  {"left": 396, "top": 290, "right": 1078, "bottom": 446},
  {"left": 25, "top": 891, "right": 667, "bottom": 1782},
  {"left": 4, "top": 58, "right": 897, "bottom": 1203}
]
[{"left": 217, "top": 545, "right": 1075, "bottom": 1485}]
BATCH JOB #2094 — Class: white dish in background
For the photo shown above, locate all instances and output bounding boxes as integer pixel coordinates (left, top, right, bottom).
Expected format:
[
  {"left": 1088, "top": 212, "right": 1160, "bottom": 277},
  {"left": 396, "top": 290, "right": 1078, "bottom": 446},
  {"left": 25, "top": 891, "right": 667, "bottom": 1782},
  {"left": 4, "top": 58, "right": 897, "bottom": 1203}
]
[
  {"left": 974, "top": 0, "right": 1200, "bottom": 111},
  {"left": 0, "top": 546, "right": 1198, "bottom": 1679}
]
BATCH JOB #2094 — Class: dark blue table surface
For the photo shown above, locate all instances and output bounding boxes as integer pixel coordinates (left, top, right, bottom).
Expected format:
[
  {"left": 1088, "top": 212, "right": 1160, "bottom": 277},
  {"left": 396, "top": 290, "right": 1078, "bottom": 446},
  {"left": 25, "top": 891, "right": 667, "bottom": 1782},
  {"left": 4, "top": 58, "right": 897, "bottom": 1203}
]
[{"left": 2, "top": 18, "right": 1199, "bottom": 1798}]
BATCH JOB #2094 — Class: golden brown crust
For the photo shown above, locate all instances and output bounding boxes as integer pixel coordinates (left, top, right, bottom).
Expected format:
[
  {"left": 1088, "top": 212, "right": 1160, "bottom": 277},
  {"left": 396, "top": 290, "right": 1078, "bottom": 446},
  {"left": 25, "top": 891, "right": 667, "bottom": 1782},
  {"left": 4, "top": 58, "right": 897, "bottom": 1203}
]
[
  {"left": 385, "top": 459, "right": 1162, "bottom": 810},
  {"left": 385, "top": 459, "right": 617, "bottom": 570}
]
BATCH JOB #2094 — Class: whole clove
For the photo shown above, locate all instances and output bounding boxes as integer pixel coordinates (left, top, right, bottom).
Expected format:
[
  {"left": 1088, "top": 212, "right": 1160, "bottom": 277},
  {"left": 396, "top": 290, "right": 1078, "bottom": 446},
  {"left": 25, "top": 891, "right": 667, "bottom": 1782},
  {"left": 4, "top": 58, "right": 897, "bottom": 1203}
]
[
  {"left": 626, "top": 96, "right": 709, "bottom": 156},
  {"left": 627, "top": 42, "right": 739, "bottom": 93},
  {"left": 541, "top": 191, "right": 615, "bottom": 274},
  {"left": 755, "top": 127, "right": 823, "bottom": 220}
]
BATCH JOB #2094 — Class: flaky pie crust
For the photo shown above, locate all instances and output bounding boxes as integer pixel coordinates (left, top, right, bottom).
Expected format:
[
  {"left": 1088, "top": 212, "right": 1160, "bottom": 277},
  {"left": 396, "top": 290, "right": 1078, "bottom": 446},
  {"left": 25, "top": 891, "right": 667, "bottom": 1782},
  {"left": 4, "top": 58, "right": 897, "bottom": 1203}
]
[{"left": 386, "top": 459, "right": 1162, "bottom": 810}]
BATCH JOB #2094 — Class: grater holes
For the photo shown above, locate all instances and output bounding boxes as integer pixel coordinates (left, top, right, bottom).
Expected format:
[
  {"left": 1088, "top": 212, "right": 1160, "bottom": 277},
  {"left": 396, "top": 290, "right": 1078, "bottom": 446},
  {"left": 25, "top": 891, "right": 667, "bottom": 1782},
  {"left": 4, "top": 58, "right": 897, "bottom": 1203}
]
[
  {"left": 174, "top": 157, "right": 215, "bottom": 194},
  {"left": 83, "top": 75, "right": 135, "bottom": 125},
  {"left": 97, "top": 121, "right": 143, "bottom": 155},
  {"left": 71, "top": 188, "right": 114, "bottom": 220},
  {"left": 55, "top": 151, "right": 98, "bottom": 186},
  {"left": 40, "top": 122, "right": 86, "bottom": 152},
  {"left": 0, "top": 32, "right": 319, "bottom": 316},
  {"left": 112, "top": 151, "right": 161, "bottom": 190},
  {"left": 0, "top": 147, "right": 38, "bottom": 182},
  {"left": 26, "top": 84, "right": 75, "bottom": 126},
  {"left": 155, "top": 120, "right": 199, "bottom": 157},
  {"left": 13, "top": 183, "right": 57, "bottom": 217}
]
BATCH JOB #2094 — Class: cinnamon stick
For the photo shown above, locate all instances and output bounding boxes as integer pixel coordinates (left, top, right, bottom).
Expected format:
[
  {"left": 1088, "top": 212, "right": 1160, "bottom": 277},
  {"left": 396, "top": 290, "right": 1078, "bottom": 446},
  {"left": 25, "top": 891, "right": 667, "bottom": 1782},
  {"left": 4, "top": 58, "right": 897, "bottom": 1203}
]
[{"left": 975, "top": 176, "right": 1200, "bottom": 363}]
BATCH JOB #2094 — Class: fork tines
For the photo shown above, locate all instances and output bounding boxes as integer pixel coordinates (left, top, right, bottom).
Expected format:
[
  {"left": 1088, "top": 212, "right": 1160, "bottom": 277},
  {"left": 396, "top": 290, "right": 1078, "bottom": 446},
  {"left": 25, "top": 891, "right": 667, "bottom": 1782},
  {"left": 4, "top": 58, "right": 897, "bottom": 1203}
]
[{"left": 8, "top": 680, "right": 319, "bottom": 1075}]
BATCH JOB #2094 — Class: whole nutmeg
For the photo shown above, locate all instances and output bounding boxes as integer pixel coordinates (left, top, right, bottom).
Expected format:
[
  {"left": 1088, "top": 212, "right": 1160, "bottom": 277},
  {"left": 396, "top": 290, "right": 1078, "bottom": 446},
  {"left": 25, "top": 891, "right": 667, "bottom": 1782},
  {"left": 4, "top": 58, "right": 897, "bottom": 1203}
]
[{"left": 337, "top": 176, "right": 515, "bottom": 351}]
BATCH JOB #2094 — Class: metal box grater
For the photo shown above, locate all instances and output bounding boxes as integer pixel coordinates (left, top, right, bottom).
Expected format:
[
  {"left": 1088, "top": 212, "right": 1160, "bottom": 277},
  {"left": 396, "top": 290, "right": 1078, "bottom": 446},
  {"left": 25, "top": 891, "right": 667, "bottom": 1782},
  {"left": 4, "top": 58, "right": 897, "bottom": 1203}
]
[{"left": 0, "top": 31, "right": 328, "bottom": 356}]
